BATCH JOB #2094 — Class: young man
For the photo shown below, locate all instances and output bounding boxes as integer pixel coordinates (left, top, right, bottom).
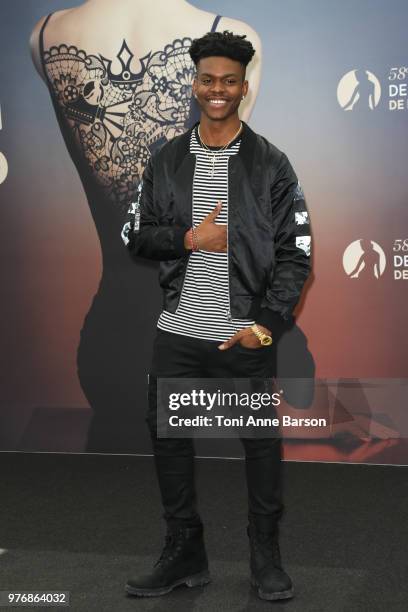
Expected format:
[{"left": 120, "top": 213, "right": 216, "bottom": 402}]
[{"left": 122, "top": 31, "right": 311, "bottom": 601}]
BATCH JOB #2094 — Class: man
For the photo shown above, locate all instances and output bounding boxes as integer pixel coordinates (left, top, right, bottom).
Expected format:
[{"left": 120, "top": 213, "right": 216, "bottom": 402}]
[{"left": 122, "top": 31, "right": 311, "bottom": 601}]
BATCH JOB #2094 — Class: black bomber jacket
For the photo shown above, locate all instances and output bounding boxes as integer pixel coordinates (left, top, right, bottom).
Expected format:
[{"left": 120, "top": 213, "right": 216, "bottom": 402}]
[{"left": 121, "top": 121, "right": 312, "bottom": 339}]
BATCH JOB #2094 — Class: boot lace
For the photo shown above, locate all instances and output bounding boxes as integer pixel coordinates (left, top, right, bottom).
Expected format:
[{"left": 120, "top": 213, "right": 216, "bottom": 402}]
[{"left": 154, "top": 530, "right": 184, "bottom": 568}]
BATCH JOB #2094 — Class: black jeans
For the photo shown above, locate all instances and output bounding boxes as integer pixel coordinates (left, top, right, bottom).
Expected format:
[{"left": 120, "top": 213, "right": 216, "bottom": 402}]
[{"left": 146, "top": 329, "right": 284, "bottom": 531}]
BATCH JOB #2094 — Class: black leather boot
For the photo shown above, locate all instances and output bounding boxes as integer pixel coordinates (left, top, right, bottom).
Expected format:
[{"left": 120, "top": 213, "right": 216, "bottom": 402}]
[
  {"left": 247, "top": 520, "right": 294, "bottom": 601},
  {"left": 125, "top": 523, "right": 210, "bottom": 597}
]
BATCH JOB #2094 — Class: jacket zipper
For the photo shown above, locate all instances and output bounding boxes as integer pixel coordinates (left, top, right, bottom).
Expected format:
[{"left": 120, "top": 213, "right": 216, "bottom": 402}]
[
  {"left": 175, "top": 156, "right": 196, "bottom": 313},
  {"left": 226, "top": 157, "right": 232, "bottom": 322}
]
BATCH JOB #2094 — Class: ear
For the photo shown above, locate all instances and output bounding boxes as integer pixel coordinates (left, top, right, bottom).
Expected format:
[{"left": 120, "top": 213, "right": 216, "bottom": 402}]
[
  {"left": 192, "top": 77, "right": 198, "bottom": 96},
  {"left": 242, "top": 80, "right": 249, "bottom": 97}
]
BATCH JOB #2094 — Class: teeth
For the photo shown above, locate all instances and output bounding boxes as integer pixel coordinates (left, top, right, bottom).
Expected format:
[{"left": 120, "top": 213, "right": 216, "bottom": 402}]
[{"left": 209, "top": 100, "right": 226, "bottom": 104}]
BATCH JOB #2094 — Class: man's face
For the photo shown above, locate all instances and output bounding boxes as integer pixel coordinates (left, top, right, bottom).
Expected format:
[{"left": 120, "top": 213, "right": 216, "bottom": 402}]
[{"left": 192, "top": 56, "right": 248, "bottom": 121}]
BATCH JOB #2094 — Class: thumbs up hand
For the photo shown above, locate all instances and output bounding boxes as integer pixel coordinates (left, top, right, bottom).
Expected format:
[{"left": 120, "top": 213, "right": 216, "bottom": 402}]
[{"left": 195, "top": 201, "right": 227, "bottom": 252}]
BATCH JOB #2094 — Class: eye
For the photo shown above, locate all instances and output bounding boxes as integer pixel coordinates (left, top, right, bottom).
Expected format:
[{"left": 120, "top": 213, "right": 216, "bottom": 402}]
[
  {"left": 201, "top": 78, "right": 211, "bottom": 84},
  {"left": 226, "top": 79, "right": 236, "bottom": 85}
]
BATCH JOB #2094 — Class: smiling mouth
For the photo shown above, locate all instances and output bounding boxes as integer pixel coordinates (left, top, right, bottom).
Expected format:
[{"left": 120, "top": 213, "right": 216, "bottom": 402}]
[{"left": 207, "top": 99, "right": 229, "bottom": 106}]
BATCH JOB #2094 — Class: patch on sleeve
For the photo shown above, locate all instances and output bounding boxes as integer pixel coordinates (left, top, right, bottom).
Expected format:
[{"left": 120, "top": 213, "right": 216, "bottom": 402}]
[
  {"left": 133, "top": 202, "right": 141, "bottom": 231},
  {"left": 121, "top": 221, "right": 132, "bottom": 246},
  {"left": 295, "top": 211, "right": 309, "bottom": 225},
  {"left": 133, "top": 180, "right": 143, "bottom": 231},
  {"left": 125, "top": 180, "right": 143, "bottom": 233},
  {"left": 294, "top": 181, "right": 305, "bottom": 201},
  {"left": 296, "top": 235, "right": 311, "bottom": 256}
]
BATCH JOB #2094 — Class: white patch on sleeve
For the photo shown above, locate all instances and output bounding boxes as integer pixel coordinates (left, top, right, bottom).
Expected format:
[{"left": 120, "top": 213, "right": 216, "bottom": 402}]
[
  {"left": 133, "top": 202, "right": 141, "bottom": 231},
  {"left": 133, "top": 180, "right": 143, "bottom": 231},
  {"left": 121, "top": 179, "right": 144, "bottom": 245},
  {"left": 296, "top": 235, "right": 311, "bottom": 256},
  {"left": 294, "top": 181, "right": 305, "bottom": 201},
  {"left": 127, "top": 201, "right": 137, "bottom": 215},
  {"left": 295, "top": 211, "right": 309, "bottom": 225},
  {"left": 121, "top": 221, "right": 131, "bottom": 246}
]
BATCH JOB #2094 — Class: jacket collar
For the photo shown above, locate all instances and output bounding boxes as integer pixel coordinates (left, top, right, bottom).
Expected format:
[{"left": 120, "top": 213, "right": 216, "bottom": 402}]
[{"left": 174, "top": 120, "right": 257, "bottom": 177}]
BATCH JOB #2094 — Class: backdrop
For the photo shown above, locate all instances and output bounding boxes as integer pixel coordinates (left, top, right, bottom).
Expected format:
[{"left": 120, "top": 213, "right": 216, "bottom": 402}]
[{"left": 0, "top": 0, "right": 407, "bottom": 463}]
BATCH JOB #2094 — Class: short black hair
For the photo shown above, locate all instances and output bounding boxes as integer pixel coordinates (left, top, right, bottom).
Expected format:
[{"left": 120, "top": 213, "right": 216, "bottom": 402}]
[{"left": 189, "top": 30, "right": 255, "bottom": 72}]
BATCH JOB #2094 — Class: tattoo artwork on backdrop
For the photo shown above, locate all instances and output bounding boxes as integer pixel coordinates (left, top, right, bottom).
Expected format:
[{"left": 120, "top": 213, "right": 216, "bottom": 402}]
[{"left": 43, "top": 38, "right": 195, "bottom": 209}]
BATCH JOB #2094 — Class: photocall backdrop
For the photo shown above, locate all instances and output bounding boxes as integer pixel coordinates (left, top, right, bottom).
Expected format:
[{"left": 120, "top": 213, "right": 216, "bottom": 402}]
[{"left": 0, "top": 0, "right": 407, "bottom": 463}]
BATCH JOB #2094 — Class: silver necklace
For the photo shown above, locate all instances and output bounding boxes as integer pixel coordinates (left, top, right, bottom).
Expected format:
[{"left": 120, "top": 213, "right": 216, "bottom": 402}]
[{"left": 197, "top": 122, "right": 242, "bottom": 177}]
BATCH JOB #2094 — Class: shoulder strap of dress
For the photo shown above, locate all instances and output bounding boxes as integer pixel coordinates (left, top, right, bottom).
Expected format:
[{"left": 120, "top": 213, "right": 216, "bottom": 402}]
[
  {"left": 210, "top": 15, "right": 222, "bottom": 32},
  {"left": 39, "top": 13, "right": 54, "bottom": 85}
]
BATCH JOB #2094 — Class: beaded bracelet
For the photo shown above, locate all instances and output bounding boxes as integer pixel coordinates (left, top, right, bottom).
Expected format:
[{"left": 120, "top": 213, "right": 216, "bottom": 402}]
[
  {"left": 185, "top": 228, "right": 199, "bottom": 251},
  {"left": 185, "top": 228, "right": 194, "bottom": 250},
  {"left": 192, "top": 227, "right": 200, "bottom": 251}
]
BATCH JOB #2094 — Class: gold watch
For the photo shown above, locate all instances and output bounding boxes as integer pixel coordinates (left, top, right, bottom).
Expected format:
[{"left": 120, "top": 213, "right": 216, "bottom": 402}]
[{"left": 251, "top": 324, "right": 273, "bottom": 346}]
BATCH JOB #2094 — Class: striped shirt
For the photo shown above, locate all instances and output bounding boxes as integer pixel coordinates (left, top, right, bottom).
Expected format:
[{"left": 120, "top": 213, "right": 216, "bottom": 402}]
[{"left": 157, "top": 125, "right": 255, "bottom": 342}]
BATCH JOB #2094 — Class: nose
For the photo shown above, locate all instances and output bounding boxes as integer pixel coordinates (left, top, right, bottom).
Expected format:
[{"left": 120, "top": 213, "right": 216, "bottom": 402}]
[{"left": 209, "top": 81, "right": 226, "bottom": 95}]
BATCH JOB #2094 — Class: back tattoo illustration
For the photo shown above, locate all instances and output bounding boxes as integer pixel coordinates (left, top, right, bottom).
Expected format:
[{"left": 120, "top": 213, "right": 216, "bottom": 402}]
[{"left": 42, "top": 35, "right": 197, "bottom": 207}]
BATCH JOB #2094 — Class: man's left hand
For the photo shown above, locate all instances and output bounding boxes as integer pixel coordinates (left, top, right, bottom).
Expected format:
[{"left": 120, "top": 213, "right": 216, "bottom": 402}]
[{"left": 218, "top": 324, "right": 271, "bottom": 350}]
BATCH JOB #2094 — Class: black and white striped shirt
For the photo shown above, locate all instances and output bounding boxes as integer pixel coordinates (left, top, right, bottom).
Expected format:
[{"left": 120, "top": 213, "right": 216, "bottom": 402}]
[{"left": 157, "top": 126, "right": 255, "bottom": 342}]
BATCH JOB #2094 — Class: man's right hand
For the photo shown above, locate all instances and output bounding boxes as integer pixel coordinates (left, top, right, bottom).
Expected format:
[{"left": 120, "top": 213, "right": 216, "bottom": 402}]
[{"left": 195, "top": 202, "right": 227, "bottom": 252}]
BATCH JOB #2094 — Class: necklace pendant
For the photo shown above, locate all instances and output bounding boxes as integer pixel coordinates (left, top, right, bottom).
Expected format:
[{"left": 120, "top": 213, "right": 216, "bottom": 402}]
[{"left": 208, "top": 155, "right": 215, "bottom": 177}]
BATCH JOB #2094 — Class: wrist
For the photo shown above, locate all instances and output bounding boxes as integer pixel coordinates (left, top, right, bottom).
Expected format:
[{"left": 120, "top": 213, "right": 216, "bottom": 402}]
[
  {"left": 191, "top": 226, "right": 200, "bottom": 251},
  {"left": 251, "top": 323, "right": 273, "bottom": 346},
  {"left": 184, "top": 228, "right": 193, "bottom": 250},
  {"left": 184, "top": 228, "right": 199, "bottom": 251}
]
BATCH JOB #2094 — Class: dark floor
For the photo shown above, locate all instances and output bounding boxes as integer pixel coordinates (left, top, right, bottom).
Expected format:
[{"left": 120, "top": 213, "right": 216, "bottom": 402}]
[{"left": 0, "top": 452, "right": 407, "bottom": 612}]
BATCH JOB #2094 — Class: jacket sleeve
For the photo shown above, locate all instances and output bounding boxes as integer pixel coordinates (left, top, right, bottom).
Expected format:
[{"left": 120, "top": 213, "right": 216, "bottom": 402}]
[
  {"left": 120, "top": 154, "right": 190, "bottom": 261},
  {"left": 257, "top": 152, "right": 311, "bottom": 338}
]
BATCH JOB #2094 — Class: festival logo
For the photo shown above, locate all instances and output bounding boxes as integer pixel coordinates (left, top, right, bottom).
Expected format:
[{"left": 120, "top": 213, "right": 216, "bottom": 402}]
[
  {"left": 343, "top": 239, "right": 386, "bottom": 279},
  {"left": 337, "top": 69, "right": 381, "bottom": 110}
]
